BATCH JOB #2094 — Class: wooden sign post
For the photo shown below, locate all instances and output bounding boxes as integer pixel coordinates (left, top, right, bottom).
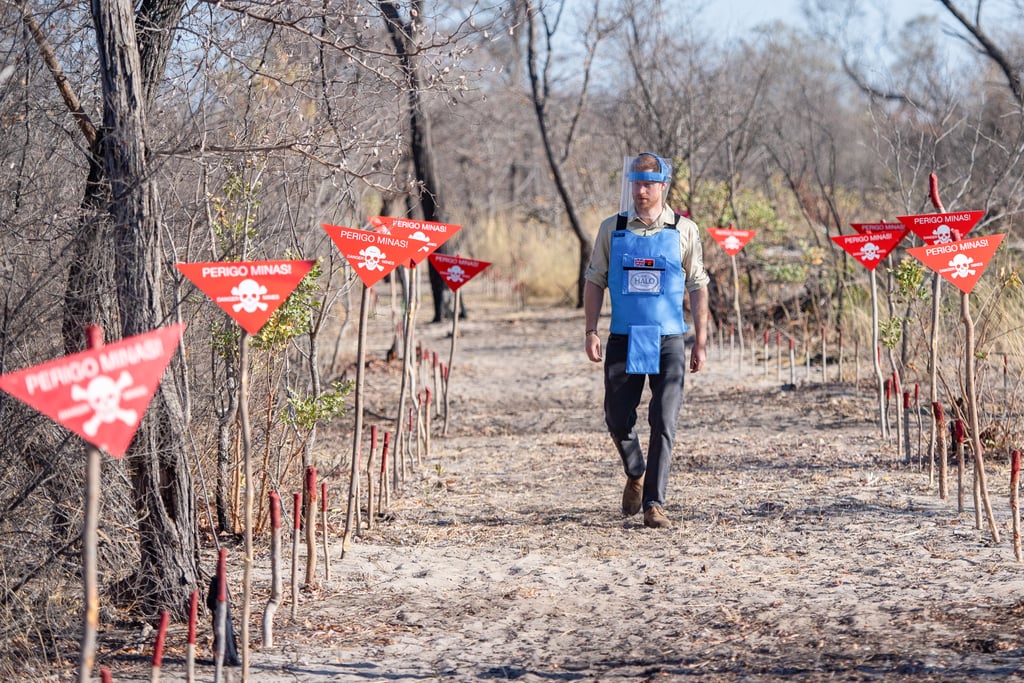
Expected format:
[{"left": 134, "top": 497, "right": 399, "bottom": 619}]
[
  {"left": 177, "top": 259, "right": 315, "bottom": 679},
  {"left": 831, "top": 229, "right": 906, "bottom": 437}
]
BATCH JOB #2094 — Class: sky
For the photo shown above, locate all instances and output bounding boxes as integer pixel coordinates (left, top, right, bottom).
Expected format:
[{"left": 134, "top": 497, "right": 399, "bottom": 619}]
[
  {"left": 703, "top": 0, "right": 931, "bottom": 35},
  {"left": 694, "top": 0, "right": 995, "bottom": 71}
]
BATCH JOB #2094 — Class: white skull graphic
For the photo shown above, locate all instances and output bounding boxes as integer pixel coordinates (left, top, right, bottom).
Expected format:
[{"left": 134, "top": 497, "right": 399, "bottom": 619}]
[
  {"left": 947, "top": 253, "right": 977, "bottom": 279},
  {"left": 70, "top": 371, "right": 139, "bottom": 436},
  {"left": 231, "top": 278, "right": 269, "bottom": 313},
  {"left": 932, "top": 224, "right": 952, "bottom": 244},
  {"left": 724, "top": 236, "right": 742, "bottom": 252},
  {"left": 445, "top": 265, "right": 467, "bottom": 283},
  {"left": 857, "top": 242, "right": 881, "bottom": 261},
  {"left": 359, "top": 245, "right": 385, "bottom": 271}
]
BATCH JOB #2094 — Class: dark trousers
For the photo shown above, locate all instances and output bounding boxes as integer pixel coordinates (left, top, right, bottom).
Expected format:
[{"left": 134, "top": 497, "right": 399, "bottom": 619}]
[{"left": 604, "top": 333, "right": 687, "bottom": 510}]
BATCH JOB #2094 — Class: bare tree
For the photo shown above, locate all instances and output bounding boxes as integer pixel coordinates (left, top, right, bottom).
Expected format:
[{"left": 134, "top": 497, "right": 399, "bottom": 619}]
[
  {"left": 522, "top": 0, "right": 608, "bottom": 306},
  {"left": 89, "top": 0, "right": 199, "bottom": 615},
  {"left": 378, "top": 0, "right": 458, "bottom": 322},
  {"left": 17, "top": 0, "right": 198, "bottom": 616}
]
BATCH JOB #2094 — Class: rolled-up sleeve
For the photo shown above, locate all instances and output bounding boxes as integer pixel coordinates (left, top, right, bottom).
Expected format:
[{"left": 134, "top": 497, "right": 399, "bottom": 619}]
[
  {"left": 678, "top": 220, "right": 710, "bottom": 292},
  {"left": 584, "top": 216, "right": 618, "bottom": 289}
]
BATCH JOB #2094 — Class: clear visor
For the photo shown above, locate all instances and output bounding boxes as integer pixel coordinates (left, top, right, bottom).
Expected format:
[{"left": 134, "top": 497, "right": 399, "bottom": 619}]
[{"left": 618, "top": 153, "right": 672, "bottom": 216}]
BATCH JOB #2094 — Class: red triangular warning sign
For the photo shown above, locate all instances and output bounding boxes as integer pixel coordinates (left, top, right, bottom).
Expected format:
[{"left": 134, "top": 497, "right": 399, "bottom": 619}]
[
  {"left": 850, "top": 221, "right": 904, "bottom": 234},
  {"left": 897, "top": 210, "right": 984, "bottom": 245},
  {"left": 369, "top": 216, "right": 462, "bottom": 266},
  {"left": 322, "top": 224, "right": 422, "bottom": 288},
  {"left": 907, "top": 233, "right": 1005, "bottom": 294},
  {"left": 707, "top": 227, "right": 756, "bottom": 256},
  {"left": 831, "top": 230, "right": 906, "bottom": 271},
  {"left": 176, "top": 260, "right": 315, "bottom": 335},
  {"left": 428, "top": 253, "right": 491, "bottom": 292},
  {"left": 0, "top": 324, "right": 184, "bottom": 458}
]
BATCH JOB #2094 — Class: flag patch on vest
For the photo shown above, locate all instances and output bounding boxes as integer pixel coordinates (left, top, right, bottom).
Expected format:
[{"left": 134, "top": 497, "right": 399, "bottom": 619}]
[{"left": 622, "top": 254, "right": 665, "bottom": 295}]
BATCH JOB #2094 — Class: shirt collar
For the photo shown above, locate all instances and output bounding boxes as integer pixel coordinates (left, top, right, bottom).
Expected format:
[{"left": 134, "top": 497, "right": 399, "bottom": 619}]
[{"left": 628, "top": 205, "right": 674, "bottom": 227}]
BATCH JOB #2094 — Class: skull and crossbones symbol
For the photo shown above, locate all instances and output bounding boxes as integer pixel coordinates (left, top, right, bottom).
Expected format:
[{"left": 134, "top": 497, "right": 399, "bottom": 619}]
[
  {"left": 946, "top": 253, "right": 978, "bottom": 279},
  {"left": 724, "top": 236, "right": 742, "bottom": 252},
  {"left": 70, "top": 371, "right": 139, "bottom": 437},
  {"left": 932, "top": 224, "right": 953, "bottom": 244},
  {"left": 857, "top": 242, "right": 882, "bottom": 261},
  {"left": 445, "top": 265, "right": 467, "bottom": 284},
  {"left": 231, "top": 279, "right": 269, "bottom": 313},
  {"left": 359, "top": 245, "right": 386, "bottom": 271}
]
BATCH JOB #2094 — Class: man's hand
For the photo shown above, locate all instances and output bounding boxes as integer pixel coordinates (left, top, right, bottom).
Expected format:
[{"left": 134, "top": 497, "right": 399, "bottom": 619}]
[
  {"left": 583, "top": 280, "right": 606, "bottom": 364},
  {"left": 688, "top": 287, "right": 709, "bottom": 373},
  {"left": 586, "top": 332, "right": 602, "bottom": 363},
  {"left": 689, "top": 343, "right": 706, "bottom": 373}
]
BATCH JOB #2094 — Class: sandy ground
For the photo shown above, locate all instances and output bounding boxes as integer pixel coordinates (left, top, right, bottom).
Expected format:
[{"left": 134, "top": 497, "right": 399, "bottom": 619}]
[{"left": 95, "top": 303, "right": 1024, "bottom": 681}]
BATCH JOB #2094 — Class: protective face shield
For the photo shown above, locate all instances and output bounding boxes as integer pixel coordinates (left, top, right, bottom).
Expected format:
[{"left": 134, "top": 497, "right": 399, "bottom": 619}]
[{"left": 618, "top": 152, "right": 673, "bottom": 217}]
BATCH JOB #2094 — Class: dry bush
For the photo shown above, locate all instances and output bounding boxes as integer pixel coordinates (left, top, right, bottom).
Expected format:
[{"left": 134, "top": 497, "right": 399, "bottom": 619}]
[
  {"left": 0, "top": 403, "right": 140, "bottom": 676},
  {"left": 456, "top": 210, "right": 602, "bottom": 306}
]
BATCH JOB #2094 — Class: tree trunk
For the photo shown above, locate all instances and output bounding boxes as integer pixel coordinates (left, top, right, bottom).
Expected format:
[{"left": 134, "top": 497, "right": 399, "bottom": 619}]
[
  {"left": 91, "top": 0, "right": 197, "bottom": 617},
  {"left": 524, "top": 0, "right": 594, "bottom": 308},
  {"left": 379, "top": 1, "right": 456, "bottom": 323}
]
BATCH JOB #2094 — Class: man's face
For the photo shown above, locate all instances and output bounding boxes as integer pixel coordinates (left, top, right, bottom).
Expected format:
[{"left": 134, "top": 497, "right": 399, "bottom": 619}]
[{"left": 632, "top": 180, "right": 665, "bottom": 214}]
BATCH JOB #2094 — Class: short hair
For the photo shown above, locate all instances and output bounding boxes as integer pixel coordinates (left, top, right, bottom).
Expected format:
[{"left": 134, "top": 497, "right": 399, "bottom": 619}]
[{"left": 633, "top": 153, "right": 662, "bottom": 173}]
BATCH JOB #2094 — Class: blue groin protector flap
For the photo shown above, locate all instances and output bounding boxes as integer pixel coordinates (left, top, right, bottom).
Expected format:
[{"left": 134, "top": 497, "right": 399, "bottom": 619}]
[{"left": 626, "top": 325, "right": 661, "bottom": 374}]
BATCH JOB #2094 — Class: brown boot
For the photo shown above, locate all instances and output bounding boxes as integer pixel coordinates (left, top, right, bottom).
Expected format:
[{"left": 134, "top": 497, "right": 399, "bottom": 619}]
[
  {"left": 621, "top": 476, "right": 643, "bottom": 516},
  {"left": 643, "top": 505, "right": 671, "bottom": 529}
]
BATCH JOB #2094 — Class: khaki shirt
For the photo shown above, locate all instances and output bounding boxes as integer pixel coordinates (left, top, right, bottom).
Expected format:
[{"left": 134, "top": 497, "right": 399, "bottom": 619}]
[{"left": 584, "top": 206, "right": 710, "bottom": 292}]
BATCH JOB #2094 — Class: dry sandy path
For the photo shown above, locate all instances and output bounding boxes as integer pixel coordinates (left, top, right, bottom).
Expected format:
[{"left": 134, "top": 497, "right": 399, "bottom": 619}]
[{"left": 111, "top": 304, "right": 1024, "bottom": 682}]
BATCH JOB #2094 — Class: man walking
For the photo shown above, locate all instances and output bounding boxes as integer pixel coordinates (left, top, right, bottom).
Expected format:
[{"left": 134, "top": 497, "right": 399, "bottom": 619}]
[{"left": 583, "top": 152, "right": 709, "bottom": 529}]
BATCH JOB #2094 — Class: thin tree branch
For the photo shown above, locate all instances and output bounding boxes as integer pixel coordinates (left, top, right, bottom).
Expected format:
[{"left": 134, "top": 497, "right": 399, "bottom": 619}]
[
  {"left": 938, "top": 0, "right": 1024, "bottom": 105},
  {"left": 20, "top": 3, "right": 97, "bottom": 147}
]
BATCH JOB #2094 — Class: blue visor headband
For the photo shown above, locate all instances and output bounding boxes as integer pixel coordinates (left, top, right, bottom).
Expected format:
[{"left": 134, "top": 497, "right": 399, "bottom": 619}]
[{"left": 627, "top": 153, "right": 670, "bottom": 183}]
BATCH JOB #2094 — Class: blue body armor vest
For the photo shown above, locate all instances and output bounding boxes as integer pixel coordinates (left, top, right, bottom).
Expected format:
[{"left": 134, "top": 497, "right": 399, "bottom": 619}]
[
  {"left": 608, "top": 215, "right": 687, "bottom": 336},
  {"left": 607, "top": 214, "right": 687, "bottom": 374}
]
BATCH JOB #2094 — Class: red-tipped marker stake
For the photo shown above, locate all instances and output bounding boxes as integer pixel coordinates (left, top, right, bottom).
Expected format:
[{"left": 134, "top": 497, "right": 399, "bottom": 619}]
[
  {"left": 186, "top": 590, "right": 198, "bottom": 683},
  {"left": 151, "top": 610, "right": 169, "bottom": 683},
  {"left": 263, "top": 490, "right": 282, "bottom": 647},
  {"left": 214, "top": 548, "right": 228, "bottom": 681}
]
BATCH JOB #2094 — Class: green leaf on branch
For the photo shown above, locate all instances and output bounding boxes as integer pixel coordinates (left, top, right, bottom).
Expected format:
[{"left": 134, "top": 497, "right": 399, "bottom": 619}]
[
  {"left": 284, "top": 380, "right": 353, "bottom": 430},
  {"left": 252, "top": 256, "right": 323, "bottom": 351},
  {"left": 880, "top": 317, "right": 902, "bottom": 349},
  {"left": 891, "top": 257, "right": 928, "bottom": 302}
]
